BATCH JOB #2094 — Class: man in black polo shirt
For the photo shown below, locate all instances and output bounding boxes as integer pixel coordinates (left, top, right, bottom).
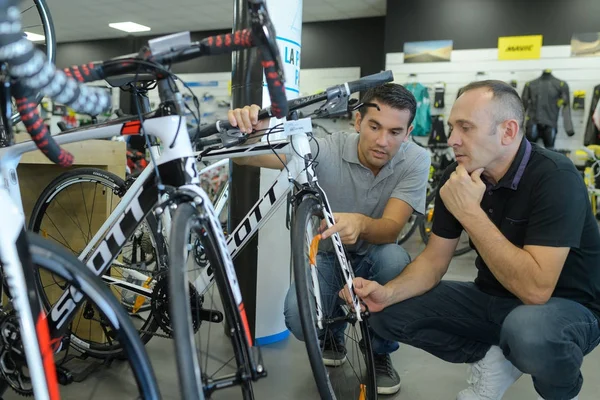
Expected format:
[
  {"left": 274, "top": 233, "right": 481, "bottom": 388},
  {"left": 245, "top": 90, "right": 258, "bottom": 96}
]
[{"left": 344, "top": 80, "right": 600, "bottom": 400}]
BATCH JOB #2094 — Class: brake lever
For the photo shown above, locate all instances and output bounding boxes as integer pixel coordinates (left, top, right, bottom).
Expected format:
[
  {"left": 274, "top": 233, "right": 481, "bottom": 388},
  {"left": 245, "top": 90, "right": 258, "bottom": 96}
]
[{"left": 218, "top": 128, "right": 246, "bottom": 147}]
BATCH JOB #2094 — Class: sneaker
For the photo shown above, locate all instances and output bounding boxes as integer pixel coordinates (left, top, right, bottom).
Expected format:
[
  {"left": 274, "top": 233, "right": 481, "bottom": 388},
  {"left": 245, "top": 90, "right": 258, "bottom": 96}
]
[
  {"left": 321, "top": 336, "right": 347, "bottom": 367},
  {"left": 374, "top": 353, "right": 401, "bottom": 395},
  {"left": 456, "top": 345, "right": 523, "bottom": 400}
]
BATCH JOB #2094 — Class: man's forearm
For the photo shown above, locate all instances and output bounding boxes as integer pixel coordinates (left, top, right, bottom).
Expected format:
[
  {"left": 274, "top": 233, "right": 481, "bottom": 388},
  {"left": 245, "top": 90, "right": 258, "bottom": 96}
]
[
  {"left": 384, "top": 255, "right": 442, "bottom": 305},
  {"left": 460, "top": 209, "right": 551, "bottom": 304},
  {"left": 359, "top": 215, "right": 402, "bottom": 244}
]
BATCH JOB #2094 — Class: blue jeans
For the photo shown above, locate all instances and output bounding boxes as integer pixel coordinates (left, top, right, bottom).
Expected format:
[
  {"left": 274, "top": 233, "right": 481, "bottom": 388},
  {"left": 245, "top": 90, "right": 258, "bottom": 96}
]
[
  {"left": 284, "top": 243, "right": 410, "bottom": 355},
  {"left": 369, "top": 281, "right": 600, "bottom": 400}
]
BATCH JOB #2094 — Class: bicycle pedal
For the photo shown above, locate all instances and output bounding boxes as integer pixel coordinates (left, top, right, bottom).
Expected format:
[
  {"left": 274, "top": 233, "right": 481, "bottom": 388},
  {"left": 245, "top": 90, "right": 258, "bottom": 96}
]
[{"left": 198, "top": 308, "right": 223, "bottom": 323}]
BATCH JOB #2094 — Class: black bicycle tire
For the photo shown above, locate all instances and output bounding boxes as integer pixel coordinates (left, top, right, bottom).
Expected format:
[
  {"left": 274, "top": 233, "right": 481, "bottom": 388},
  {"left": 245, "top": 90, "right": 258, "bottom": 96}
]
[
  {"left": 28, "top": 167, "right": 162, "bottom": 357},
  {"left": 396, "top": 213, "right": 419, "bottom": 245},
  {"left": 27, "top": 232, "right": 160, "bottom": 399},
  {"left": 291, "top": 196, "right": 377, "bottom": 400},
  {"left": 169, "top": 202, "right": 254, "bottom": 400},
  {"left": 418, "top": 189, "right": 472, "bottom": 256},
  {"left": 10, "top": 0, "right": 57, "bottom": 126},
  {"left": 33, "top": 0, "right": 56, "bottom": 64}
]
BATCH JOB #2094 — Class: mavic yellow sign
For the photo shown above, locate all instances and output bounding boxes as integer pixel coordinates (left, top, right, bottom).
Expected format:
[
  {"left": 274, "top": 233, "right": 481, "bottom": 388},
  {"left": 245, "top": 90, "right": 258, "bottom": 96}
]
[{"left": 498, "top": 35, "right": 543, "bottom": 60}]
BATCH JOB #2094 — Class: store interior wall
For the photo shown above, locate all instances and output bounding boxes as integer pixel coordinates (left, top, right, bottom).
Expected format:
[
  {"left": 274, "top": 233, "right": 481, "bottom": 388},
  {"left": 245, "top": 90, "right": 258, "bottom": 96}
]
[
  {"left": 383, "top": 0, "right": 600, "bottom": 151},
  {"left": 386, "top": 46, "right": 600, "bottom": 151},
  {"left": 385, "top": 0, "right": 600, "bottom": 52}
]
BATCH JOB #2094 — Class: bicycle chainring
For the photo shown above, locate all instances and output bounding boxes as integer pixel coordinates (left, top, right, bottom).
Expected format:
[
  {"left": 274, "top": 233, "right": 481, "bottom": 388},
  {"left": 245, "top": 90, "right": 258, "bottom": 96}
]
[
  {"left": 150, "top": 272, "right": 203, "bottom": 336},
  {"left": 0, "top": 311, "right": 33, "bottom": 396}
]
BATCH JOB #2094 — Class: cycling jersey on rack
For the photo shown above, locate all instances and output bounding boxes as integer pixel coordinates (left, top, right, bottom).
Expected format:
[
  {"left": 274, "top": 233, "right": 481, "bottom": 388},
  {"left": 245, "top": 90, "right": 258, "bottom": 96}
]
[{"left": 522, "top": 72, "right": 575, "bottom": 135}]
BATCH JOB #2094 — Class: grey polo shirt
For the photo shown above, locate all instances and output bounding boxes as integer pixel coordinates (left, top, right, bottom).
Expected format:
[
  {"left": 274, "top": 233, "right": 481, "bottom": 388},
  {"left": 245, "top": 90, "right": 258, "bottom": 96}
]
[{"left": 309, "top": 131, "right": 431, "bottom": 255}]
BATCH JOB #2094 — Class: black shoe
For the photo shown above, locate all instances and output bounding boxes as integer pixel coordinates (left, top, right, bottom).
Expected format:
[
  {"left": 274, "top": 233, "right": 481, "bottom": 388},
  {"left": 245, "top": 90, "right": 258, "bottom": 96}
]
[
  {"left": 374, "top": 353, "right": 401, "bottom": 395},
  {"left": 320, "top": 336, "right": 347, "bottom": 367}
]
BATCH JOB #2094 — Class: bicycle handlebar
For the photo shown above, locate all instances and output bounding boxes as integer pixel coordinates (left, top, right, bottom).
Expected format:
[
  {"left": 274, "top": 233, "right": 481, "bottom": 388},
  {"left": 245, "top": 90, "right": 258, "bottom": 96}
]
[
  {"left": 196, "top": 70, "right": 395, "bottom": 139},
  {"left": 0, "top": 0, "right": 287, "bottom": 166}
]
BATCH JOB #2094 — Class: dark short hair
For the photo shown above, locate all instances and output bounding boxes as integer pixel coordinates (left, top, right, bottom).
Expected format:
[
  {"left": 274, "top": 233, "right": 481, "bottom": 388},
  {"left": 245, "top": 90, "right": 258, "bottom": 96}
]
[
  {"left": 458, "top": 80, "right": 525, "bottom": 131},
  {"left": 359, "top": 83, "right": 417, "bottom": 127}
]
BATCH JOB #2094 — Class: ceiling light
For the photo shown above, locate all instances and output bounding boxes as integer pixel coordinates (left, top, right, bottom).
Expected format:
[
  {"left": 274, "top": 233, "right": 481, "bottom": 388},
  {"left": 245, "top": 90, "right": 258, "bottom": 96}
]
[
  {"left": 108, "top": 22, "right": 151, "bottom": 33},
  {"left": 24, "top": 31, "right": 45, "bottom": 42}
]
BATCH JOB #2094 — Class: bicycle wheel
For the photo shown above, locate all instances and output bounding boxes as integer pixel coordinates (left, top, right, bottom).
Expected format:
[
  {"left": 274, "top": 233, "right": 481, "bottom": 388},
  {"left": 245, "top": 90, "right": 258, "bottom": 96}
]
[
  {"left": 396, "top": 213, "right": 419, "bottom": 244},
  {"left": 169, "top": 202, "right": 258, "bottom": 400},
  {"left": 291, "top": 196, "right": 377, "bottom": 400},
  {"left": 28, "top": 168, "right": 162, "bottom": 357},
  {"left": 21, "top": 0, "right": 56, "bottom": 63},
  {"left": 419, "top": 189, "right": 473, "bottom": 256},
  {"left": 9, "top": 0, "right": 57, "bottom": 127},
  {"left": 0, "top": 233, "right": 160, "bottom": 399}
]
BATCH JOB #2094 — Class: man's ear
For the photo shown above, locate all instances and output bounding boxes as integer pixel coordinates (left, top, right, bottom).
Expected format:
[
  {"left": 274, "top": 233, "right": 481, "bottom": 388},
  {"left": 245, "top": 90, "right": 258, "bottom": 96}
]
[
  {"left": 404, "top": 124, "right": 414, "bottom": 142},
  {"left": 354, "top": 112, "right": 362, "bottom": 132},
  {"left": 501, "top": 119, "right": 519, "bottom": 145}
]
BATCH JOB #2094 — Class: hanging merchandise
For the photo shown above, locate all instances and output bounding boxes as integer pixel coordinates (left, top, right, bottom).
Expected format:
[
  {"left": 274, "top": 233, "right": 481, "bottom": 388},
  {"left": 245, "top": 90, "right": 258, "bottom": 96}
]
[
  {"left": 573, "top": 90, "right": 586, "bottom": 110},
  {"left": 428, "top": 115, "right": 448, "bottom": 145},
  {"left": 433, "top": 82, "right": 446, "bottom": 108},
  {"left": 404, "top": 81, "right": 431, "bottom": 137},
  {"left": 594, "top": 98, "right": 600, "bottom": 131},
  {"left": 584, "top": 84, "right": 600, "bottom": 145},
  {"left": 521, "top": 70, "right": 575, "bottom": 150}
]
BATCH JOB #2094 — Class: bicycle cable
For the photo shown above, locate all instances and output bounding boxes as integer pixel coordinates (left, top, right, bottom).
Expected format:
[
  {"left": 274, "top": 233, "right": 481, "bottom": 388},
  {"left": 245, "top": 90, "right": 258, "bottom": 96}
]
[{"left": 118, "top": 56, "right": 204, "bottom": 194}]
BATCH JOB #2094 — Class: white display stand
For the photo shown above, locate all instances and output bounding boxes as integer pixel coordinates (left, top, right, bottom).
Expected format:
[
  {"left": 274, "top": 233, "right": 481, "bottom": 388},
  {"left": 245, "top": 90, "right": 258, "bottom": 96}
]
[{"left": 254, "top": 0, "right": 303, "bottom": 346}]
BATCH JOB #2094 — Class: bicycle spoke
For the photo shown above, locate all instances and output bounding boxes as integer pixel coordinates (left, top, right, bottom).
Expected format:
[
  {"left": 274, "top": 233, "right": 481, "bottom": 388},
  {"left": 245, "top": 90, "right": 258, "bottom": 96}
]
[
  {"left": 44, "top": 214, "right": 77, "bottom": 253},
  {"left": 20, "top": 4, "right": 35, "bottom": 13}
]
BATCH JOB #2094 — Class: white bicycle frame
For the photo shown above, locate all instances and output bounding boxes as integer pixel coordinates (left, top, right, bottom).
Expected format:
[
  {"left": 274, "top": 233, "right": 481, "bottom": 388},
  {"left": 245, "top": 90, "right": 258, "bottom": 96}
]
[
  {"left": 0, "top": 183, "right": 50, "bottom": 399},
  {"left": 195, "top": 119, "right": 363, "bottom": 322},
  {"left": 0, "top": 111, "right": 250, "bottom": 336}
]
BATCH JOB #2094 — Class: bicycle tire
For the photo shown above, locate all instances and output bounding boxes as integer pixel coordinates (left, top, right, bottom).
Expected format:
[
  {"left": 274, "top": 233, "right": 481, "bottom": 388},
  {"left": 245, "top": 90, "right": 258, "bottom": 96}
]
[
  {"left": 396, "top": 213, "right": 419, "bottom": 245},
  {"left": 169, "top": 202, "right": 255, "bottom": 400},
  {"left": 419, "top": 189, "right": 472, "bottom": 256},
  {"left": 28, "top": 168, "right": 162, "bottom": 357},
  {"left": 26, "top": 233, "right": 160, "bottom": 399},
  {"left": 10, "top": 0, "right": 57, "bottom": 126},
  {"left": 291, "top": 196, "right": 377, "bottom": 400},
  {"left": 31, "top": 0, "right": 56, "bottom": 64}
]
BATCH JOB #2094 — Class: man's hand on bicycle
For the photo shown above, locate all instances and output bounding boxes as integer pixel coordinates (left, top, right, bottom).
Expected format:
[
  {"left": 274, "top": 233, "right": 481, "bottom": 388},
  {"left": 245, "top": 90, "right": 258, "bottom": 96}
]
[
  {"left": 320, "top": 212, "right": 367, "bottom": 245},
  {"left": 227, "top": 104, "right": 270, "bottom": 134},
  {"left": 339, "top": 277, "right": 392, "bottom": 313}
]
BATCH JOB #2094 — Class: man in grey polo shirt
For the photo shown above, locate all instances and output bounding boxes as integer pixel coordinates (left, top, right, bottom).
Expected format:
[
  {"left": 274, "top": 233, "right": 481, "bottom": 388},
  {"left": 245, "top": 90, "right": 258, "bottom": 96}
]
[{"left": 228, "top": 83, "right": 431, "bottom": 395}]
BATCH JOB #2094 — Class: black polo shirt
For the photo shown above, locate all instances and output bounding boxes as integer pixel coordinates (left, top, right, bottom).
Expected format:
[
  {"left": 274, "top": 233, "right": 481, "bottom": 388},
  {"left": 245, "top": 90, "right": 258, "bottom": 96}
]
[{"left": 432, "top": 137, "right": 600, "bottom": 318}]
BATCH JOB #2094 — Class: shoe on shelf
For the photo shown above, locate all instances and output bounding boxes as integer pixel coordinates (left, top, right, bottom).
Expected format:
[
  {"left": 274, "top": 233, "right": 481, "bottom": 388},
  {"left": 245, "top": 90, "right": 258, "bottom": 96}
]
[
  {"left": 373, "top": 353, "right": 401, "bottom": 395},
  {"left": 321, "top": 335, "right": 347, "bottom": 367},
  {"left": 456, "top": 345, "right": 523, "bottom": 400}
]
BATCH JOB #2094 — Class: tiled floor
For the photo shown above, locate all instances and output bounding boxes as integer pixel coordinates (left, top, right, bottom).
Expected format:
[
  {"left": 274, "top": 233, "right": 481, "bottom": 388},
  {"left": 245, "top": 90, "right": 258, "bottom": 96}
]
[{"left": 5, "top": 234, "right": 599, "bottom": 399}]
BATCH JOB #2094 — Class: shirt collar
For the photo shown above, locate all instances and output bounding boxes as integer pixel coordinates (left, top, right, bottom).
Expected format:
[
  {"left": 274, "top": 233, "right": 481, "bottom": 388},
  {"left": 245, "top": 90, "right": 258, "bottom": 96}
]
[
  {"left": 489, "top": 137, "right": 532, "bottom": 191},
  {"left": 342, "top": 133, "right": 406, "bottom": 170}
]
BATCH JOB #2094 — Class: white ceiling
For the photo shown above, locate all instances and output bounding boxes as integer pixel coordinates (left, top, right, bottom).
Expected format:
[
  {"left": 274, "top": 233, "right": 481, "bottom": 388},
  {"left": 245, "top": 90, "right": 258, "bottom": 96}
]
[{"left": 22, "top": 0, "right": 386, "bottom": 43}]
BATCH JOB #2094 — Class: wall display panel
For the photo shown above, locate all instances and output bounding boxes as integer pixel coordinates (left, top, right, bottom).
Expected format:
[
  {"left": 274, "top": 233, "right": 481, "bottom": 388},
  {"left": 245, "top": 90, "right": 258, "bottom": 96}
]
[{"left": 386, "top": 46, "right": 600, "bottom": 150}]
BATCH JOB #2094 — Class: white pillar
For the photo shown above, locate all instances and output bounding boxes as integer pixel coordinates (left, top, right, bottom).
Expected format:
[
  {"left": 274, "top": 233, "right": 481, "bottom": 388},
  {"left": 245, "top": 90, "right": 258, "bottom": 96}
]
[{"left": 254, "top": 0, "right": 302, "bottom": 345}]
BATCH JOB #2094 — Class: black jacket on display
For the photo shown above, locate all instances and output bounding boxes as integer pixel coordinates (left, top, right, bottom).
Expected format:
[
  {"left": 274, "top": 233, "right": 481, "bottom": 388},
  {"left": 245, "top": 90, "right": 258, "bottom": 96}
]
[
  {"left": 522, "top": 71, "right": 575, "bottom": 136},
  {"left": 584, "top": 84, "right": 600, "bottom": 146}
]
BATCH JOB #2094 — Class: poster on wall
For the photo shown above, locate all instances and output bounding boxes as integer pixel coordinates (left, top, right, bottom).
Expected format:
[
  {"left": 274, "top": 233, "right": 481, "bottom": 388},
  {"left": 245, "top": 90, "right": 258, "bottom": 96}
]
[
  {"left": 570, "top": 33, "right": 600, "bottom": 57},
  {"left": 403, "top": 40, "right": 453, "bottom": 63},
  {"left": 498, "top": 35, "right": 543, "bottom": 60}
]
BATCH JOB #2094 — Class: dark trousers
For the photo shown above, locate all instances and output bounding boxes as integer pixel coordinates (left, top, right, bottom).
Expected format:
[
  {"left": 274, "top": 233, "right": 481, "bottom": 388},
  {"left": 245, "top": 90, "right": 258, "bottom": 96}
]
[
  {"left": 526, "top": 123, "right": 558, "bottom": 149},
  {"left": 369, "top": 281, "right": 600, "bottom": 400}
]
